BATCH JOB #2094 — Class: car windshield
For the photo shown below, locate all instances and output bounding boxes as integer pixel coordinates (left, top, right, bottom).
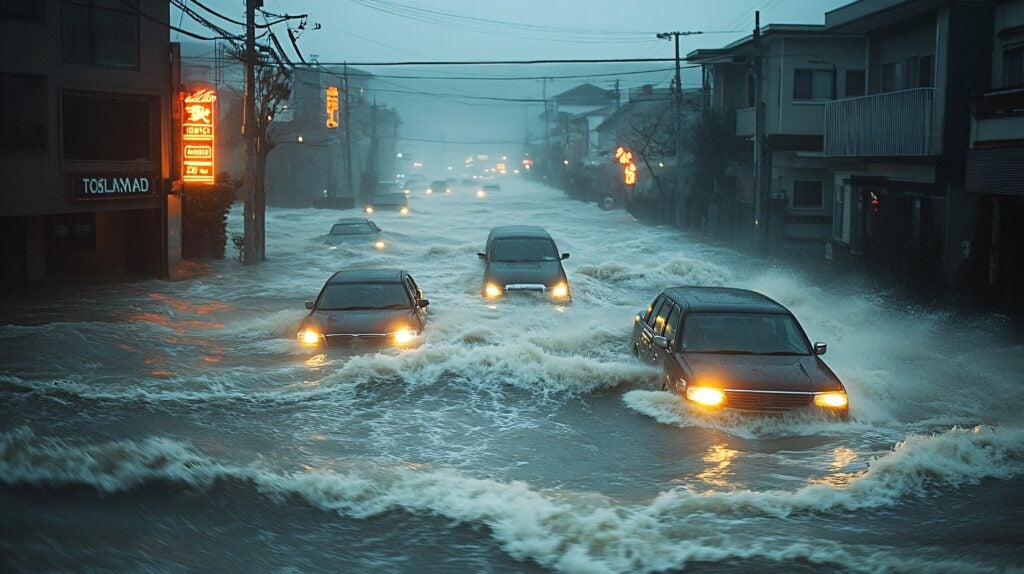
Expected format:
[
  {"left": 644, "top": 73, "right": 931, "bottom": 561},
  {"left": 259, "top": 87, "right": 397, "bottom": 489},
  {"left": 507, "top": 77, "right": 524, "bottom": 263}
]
[
  {"left": 681, "top": 312, "right": 812, "bottom": 355},
  {"left": 484, "top": 185, "right": 500, "bottom": 191},
  {"left": 317, "top": 282, "right": 411, "bottom": 310},
  {"left": 372, "top": 194, "right": 407, "bottom": 206},
  {"left": 330, "top": 223, "right": 375, "bottom": 235},
  {"left": 492, "top": 238, "right": 558, "bottom": 262}
]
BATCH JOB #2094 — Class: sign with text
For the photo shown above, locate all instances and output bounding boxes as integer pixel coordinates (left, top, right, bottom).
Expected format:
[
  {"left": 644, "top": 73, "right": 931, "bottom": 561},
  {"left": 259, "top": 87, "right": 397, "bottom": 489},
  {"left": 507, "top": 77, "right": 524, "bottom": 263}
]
[
  {"left": 182, "top": 88, "right": 217, "bottom": 184},
  {"left": 71, "top": 173, "right": 158, "bottom": 200},
  {"left": 326, "top": 85, "right": 339, "bottom": 129}
]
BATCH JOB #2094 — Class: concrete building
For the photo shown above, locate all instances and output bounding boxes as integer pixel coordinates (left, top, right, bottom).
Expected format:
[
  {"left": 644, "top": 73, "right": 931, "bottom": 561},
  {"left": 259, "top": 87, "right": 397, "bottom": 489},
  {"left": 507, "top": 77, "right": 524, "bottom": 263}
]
[
  {"left": 689, "top": 25, "right": 866, "bottom": 252},
  {"left": 0, "top": 0, "right": 175, "bottom": 287}
]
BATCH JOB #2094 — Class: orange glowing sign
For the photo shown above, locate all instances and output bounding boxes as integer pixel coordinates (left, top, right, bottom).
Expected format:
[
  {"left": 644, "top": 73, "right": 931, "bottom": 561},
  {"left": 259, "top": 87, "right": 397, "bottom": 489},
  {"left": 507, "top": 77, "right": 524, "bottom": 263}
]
[
  {"left": 326, "top": 86, "right": 339, "bottom": 129},
  {"left": 615, "top": 146, "right": 637, "bottom": 185},
  {"left": 182, "top": 88, "right": 217, "bottom": 184}
]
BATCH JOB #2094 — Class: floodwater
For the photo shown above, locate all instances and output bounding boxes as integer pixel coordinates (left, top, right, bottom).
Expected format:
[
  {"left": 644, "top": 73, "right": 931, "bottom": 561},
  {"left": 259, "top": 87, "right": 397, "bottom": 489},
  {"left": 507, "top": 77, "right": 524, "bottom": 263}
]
[{"left": 2, "top": 179, "right": 1023, "bottom": 573}]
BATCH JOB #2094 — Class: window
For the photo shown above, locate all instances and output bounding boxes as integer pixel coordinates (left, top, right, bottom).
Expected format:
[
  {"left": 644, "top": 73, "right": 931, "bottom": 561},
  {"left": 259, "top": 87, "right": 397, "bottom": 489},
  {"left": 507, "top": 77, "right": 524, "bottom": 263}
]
[
  {"left": 1005, "top": 46, "right": 1024, "bottom": 87},
  {"left": 882, "top": 61, "right": 903, "bottom": 92},
  {"left": 681, "top": 313, "right": 812, "bottom": 355},
  {"left": 918, "top": 54, "right": 934, "bottom": 88},
  {"left": 62, "top": 0, "right": 139, "bottom": 69},
  {"left": 652, "top": 301, "right": 673, "bottom": 336},
  {"left": 62, "top": 91, "right": 156, "bottom": 161},
  {"left": 663, "top": 305, "right": 680, "bottom": 344},
  {"left": 1, "top": 0, "right": 45, "bottom": 22},
  {"left": 793, "top": 68, "right": 833, "bottom": 101},
  {"left": 645, "top": 296, "right": 666, "bottom": 328},
  {"left": 793, "top": 180, "right": 824, "bottom": 209},
  {"left": 0, "top": 74, "right": 47, "bottom": 152},
  {"left": 845, "top": 70, "right": 865, "bottom": 97}
]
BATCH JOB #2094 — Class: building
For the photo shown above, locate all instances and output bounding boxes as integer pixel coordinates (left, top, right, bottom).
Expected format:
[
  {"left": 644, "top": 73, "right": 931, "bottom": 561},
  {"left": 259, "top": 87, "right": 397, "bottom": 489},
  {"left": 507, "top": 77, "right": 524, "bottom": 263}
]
[
  {"left": 689, "top": 25, "right": 866, "bottom": 252},
  {"left": 1, "top": 0, "right": 175, "bottom": 287}
]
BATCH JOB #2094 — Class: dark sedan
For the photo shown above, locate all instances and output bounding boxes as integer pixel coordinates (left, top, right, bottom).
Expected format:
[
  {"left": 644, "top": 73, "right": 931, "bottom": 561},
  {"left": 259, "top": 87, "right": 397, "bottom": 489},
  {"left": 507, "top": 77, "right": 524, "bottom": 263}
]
[
  {"left": 365, "top": 193, "right": 409, "bottom": 215},
  {"left": 298, "top": 269, "right": 429, "bottom": 347},
  {"left": 324, "top": 217, "right": 384, "bottom": 249},
  {"left": 477, "top": 226, "right": 570, "bottom": 301},
  {"left": 631, "top": 287, "right": 848, "bottom": 416}
]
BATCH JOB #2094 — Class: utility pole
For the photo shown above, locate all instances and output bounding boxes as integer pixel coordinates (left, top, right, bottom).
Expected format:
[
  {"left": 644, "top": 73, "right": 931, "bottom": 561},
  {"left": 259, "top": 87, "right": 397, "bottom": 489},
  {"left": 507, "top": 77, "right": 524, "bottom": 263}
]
[
  {"left": 752, "top": 11, "right": 768, "bottom": 254},
  {"left": 657, "top": 30, "right": 701, "bottom": 227},
  {"left": 343, "top": 63, "right": 354, "bottom": 202},
  {"left": 242, "top": 0, "right": 259, "bottom": 264}
]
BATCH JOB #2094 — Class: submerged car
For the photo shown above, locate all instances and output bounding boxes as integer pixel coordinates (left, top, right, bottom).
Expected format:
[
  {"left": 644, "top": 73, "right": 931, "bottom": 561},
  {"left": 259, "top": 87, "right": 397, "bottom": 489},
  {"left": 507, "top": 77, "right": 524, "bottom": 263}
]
[
  {"left": 297, "top": 269, "right": 429, "bottom": 347},
  {"left": 324, "top": 217, "right": 384, "bottom": 249},
  {"left": 427, "top": 180, "right": 451, "bottom": 194},
  {"left": 365, "top": 193, "right": 409, "bottom": 215},
  {"left": 631, "top": 287, "right": 848, "bottom": 416},
  {"left": 477, "top": 226, "right": 570, "bottom": 301}
]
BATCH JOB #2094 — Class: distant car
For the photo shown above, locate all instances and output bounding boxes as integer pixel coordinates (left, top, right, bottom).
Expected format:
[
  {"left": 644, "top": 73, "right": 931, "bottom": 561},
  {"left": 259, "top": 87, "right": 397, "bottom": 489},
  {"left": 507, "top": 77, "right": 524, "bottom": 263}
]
[
  {"left": 365, "top": 193, "right": 409, "bottom": 215},
  {"left": 297, "top": 268, "right": 429, "bottom": 347},
  {"left": 376, "top": 181, "right": 402, "bottom": 195},
  {"left": 324, "top": 217, "right": 385, "bottom": 249},
  {"left": 631, "top": 287, "right": 849, "bottom": 417},
  {"left": 483, "top": 184, "right": 501, "bottom": 192},
  {"left": 427, "top": 180, "right": 451, "bottom": 194},
  {"left": 477, "top": 226, "right": 570, "bottom": 301}
]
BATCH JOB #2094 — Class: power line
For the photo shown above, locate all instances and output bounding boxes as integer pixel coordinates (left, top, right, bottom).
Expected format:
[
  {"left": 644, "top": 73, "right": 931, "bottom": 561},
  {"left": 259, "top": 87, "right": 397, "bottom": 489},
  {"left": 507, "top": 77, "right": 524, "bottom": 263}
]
[{"left": 298, "top": 58, "right": 677, "bottom": 67}]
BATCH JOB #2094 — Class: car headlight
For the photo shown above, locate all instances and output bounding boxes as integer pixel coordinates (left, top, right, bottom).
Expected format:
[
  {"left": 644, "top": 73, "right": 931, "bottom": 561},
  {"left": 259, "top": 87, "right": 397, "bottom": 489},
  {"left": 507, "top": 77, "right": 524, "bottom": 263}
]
[
  {"left": 374, "top": 240, "right": 385, "bottom": 249},
  {"left": 393, "top": 328, "right": 417, "bottom": 345},
  {"left": 365, "top": 206, "right": 374, "bottom": 214},
  {"left": 426, "top": 188, "right": 433, "bottom": 194},
  {"left": 476, "top": 190, "right": 485, "bottom": 197},
  {"left": 813, "top": 391, "right": 848, "bottom": 409},
  {"left": 400, "top": 207, "right": 409, "bottom": 214},
  {"left": 445, "top": 188, "right": 452, "bottom": 193},
  {"left": 685, "top": 386, "right": 725, "bottom": 407},
  {"left": 550, "top": 282, "right": 569, "bottom": 299},
  {"left": 298, "top": 328, "right": 321, "bottom": 346},
  {"left": 484, "top": 283, "right": 503, "bottom": 298}
]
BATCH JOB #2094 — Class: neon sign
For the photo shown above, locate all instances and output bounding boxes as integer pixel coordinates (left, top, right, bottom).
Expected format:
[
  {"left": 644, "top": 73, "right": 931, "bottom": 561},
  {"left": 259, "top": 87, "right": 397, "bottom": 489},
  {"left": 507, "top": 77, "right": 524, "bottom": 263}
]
[
  {"left": 615, "top": 146, "right": 637, "bottom": 186},
  {"left": 182, "top": 88, "right": 217, "bottom": 184},
  {"left": 326, "top": 86, "right": 339, "bottom": 129}
]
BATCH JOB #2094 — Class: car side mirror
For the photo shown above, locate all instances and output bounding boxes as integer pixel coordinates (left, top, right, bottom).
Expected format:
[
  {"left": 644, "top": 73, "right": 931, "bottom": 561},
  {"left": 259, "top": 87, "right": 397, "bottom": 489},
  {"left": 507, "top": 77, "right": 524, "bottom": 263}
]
[
  {"left": 304, "top": 301, "right": 314, "bottom": 310},
  {"left": 652, "top": 336, "right": 669, "bottom": 349},
  {"left": 561, "top": 253, "right": 570, "bottom": 260},
  {"left": 814, "top": 342, "right": 827, "bottom": 355},
  {"left": 477, "top": 252, "right": 487, "bottom": 260},
  {"left": 417, "top": 299, "right": 430, "bottom": 308}
]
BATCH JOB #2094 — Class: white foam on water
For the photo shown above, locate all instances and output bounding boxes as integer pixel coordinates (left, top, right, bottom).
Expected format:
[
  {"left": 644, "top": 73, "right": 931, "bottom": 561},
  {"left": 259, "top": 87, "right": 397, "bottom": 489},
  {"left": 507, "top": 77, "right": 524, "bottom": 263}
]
[{"left": 2, "top": 427, "right": 1017, "bottom": 574}]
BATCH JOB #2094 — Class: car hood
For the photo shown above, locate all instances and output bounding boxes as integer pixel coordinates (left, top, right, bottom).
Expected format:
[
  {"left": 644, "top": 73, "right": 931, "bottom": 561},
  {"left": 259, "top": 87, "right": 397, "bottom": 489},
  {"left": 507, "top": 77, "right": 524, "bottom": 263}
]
[
  {"left": 683, "top": 354, "right": 842, "bottom": 393},
  {"left": 485, "top": 260, "right": 564, "bottom": 287},
  {"left": 305, "top": 309, "right": 414, "bottom": 335}
]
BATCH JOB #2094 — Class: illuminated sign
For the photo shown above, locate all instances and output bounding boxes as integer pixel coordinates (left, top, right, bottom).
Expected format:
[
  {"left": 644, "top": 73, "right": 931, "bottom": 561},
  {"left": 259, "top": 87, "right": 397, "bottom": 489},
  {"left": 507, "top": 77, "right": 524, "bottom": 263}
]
[
  {"left": 182, "top": 88, "right": 217, "bottom": 184},
  {"left": 615, "top": 146, "right": 638, "bottom": 186},
  {"left": 70, "top": 173, "right": 158, "bottom": 200},
  {"left": 326, "top": 86, "right": 339, "bottom": 129}
]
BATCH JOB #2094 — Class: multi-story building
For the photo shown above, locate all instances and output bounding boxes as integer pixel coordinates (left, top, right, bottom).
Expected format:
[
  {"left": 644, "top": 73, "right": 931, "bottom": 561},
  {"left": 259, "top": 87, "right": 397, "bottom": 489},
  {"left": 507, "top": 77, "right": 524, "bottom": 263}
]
[
  {"left": 688, "top": 24, "right": 866, "bottom": 252},
  {"left": 0, "top": 0, "right": 174, "bottom": 287},
  {"left": 965, "top": 0, "right": 1024, "bottom": 299}
]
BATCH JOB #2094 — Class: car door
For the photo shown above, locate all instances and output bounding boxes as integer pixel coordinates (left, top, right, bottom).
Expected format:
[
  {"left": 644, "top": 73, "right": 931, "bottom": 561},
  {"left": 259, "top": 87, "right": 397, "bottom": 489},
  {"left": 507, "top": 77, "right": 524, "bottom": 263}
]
[
  {"left": 638, "top": 296, "right": 669, "bottom": 361},
  {"left": 644, "top": 301, "right": 674, "bottom": 364},
  {"left": 635, "top": 295, "right": 664, "bottom": 356}
]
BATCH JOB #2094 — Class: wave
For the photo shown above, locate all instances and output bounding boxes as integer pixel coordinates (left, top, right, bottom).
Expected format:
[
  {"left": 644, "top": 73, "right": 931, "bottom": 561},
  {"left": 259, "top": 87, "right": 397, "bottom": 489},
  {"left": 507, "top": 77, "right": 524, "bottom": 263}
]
[{"left": 2, "top": 427, "right": 1018, "bottom": 573}]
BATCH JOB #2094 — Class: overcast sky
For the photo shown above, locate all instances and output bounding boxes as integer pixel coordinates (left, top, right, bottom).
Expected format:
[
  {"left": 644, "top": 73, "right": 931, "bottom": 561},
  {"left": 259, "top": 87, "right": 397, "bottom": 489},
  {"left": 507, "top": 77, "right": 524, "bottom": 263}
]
[{"left": 173, "top": 0, "right": 854, "bottom": 167}]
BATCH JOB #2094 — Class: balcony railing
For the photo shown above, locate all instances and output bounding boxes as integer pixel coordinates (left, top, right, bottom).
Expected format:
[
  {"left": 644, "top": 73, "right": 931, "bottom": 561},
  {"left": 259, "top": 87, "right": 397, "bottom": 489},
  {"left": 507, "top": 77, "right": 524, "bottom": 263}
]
[
  {"left": 824, "top": 88, "right": 936, "bottom": 157},
  {"left": 973, "top": 86, "right": 1024, "bottom": 118}
]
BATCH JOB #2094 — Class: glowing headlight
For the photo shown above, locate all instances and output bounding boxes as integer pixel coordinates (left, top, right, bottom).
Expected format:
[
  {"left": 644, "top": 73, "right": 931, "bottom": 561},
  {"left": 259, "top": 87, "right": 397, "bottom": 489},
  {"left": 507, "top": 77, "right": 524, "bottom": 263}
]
[
  {"left": 400, "top": 207, "right": 409, "bottom": 215},
  {"left": 484, "top": 283, "right": 503, "bottom": 298},
  {"left": 813, "top": 392, "right": 849, "bottom": 409},
  {"left": 393, "top": 328, "right": 417, "bottom": 345},
  {"left": 365, "top": 206, "right": 374, "bottom": 214},
  {"left": 445, "top": 188, "right": 452, "bottom": 194},
  {"left": 476, "top": 190, "right": 485, "bottom": 197},
  {"left": 685, "top": 386, "right": 725, "bottom": 407},
  {"left": 550, "top": 282, "right": 569, "bottom": 299},
  {"left": 403, "top": 188, "right": 411, "bottom": 194},
  {"left": 374, "top": 240, "right": 385, "bottom": 249},
  {"left": 298, "top": 328, "right": 321, "bottom": 346},
  {"left": 426, "top": 188, "right": 433, "bottom": 194}
]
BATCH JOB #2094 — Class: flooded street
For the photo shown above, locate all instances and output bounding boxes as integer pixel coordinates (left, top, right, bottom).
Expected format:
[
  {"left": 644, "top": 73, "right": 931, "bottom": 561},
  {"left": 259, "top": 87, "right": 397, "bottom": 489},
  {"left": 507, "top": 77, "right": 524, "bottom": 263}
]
[{"left": 2, "top": 179, "right": 1023, "bottom": 573}]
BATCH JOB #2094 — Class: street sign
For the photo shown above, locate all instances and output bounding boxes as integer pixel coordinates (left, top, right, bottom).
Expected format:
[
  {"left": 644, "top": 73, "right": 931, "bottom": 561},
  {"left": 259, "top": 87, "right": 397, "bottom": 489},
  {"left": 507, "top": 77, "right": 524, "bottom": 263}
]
[{"left": 182, "top": 88, "right": 217, "bottom": 184}]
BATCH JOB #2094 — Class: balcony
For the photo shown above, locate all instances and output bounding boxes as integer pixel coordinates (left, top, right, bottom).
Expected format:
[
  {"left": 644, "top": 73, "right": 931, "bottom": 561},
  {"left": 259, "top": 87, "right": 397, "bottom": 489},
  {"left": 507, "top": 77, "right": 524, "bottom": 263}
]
[
  {"left": 824, "top": 88, "right": 937, "bottom": 157},
  {"left": 972, "top": 87, "right": 1024, "bottom": 145}
]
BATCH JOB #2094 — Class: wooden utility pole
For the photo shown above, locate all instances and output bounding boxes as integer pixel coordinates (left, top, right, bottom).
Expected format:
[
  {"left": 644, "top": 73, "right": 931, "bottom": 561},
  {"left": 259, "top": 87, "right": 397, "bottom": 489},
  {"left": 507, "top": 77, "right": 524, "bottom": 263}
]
[
  {"left": 242, "top": 0, "right": 260, "bottom": 264},
  {"left": 752, "top": 11, "right": 768, "bottom": 253},
  {"left": 658, "top": 30, "right": 701, "bottom": 227}
]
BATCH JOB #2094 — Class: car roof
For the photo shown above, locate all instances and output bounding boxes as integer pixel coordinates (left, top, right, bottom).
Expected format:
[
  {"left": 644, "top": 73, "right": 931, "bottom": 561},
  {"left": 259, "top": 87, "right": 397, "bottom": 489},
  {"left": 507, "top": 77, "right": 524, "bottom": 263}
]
[
  {"left": 488, "top": 225, "right": 553, "bottom": 239},
  {"left": 327, "top": 268, "right": 407, "bottom": 284},
  {"left": 662, "top": 287, "right": 790, "bottom": 314},
  {"left": 333, "top": 217, "right": 373, "bottom": 225}
]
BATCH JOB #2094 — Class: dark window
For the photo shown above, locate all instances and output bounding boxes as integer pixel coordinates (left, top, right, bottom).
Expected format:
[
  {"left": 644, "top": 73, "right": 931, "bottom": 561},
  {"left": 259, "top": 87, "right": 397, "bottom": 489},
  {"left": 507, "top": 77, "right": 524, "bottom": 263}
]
[
  {"left": 681, "top": 313, "right": 812, "bottom": 355},
  {"left": 62, "top": 91, "right": 156, "bottom": 161},
  {"left": 845, "top": 70, "right": 865, "bottom": 97},
  {"left": 62, "top": 0, "right": 139, "bottom": 69},
  {"left": 882, "top": 61, "right": 903, "bottom": 92},
  {"left": 645, "top": 296, "right": 666, "bottom": 328},
  {"left": 663, "top": 305, "right": 680, "bottom": 343},
  {"left": 491, "top": 238, "right": 559, "bottom": 262},
  {"left": 317, "top": 283, "right": 411, "bottom": 311},
  {"left": 330, "top": 223, "right": 376, "bottom": 235},
  {"left": 652, "top": 301, "right": 673, "bottom": 336},
  {"left": 0, "top": 74, "right": 47, "bottom": 152},
  {"left": 793, "top": 180, "right": 824, "bottom": 209},
  {"left": 1, "top": 0, "right": 45, "bottom": 22},
  {"left": 918, "top": 54, "right": 934, "bottom": 88},
  {"left": 793, "top": 68, "right": 833, "bottom": 101},
  {"left": 1005, "top": 46, "right": 1024, "bottom": 87}
]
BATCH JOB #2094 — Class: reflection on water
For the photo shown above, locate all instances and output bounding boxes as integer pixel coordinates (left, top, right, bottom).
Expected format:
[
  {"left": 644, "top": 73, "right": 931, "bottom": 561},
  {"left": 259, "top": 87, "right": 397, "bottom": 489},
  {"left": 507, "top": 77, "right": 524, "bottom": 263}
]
[
  {"left": 695, "top": 443, "right": 739, "bottom": 491},
  {"left": 813, "top": 446, "right": 863, "bottom": 487}
]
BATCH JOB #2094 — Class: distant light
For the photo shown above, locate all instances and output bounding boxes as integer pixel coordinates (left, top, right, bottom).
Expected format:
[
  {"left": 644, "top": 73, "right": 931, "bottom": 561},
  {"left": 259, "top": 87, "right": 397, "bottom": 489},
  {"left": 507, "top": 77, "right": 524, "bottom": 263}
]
[
  {"left": 658, "top": 161, "right": 665, "bottom": 168},
  {"left": 501, "top": 156, "right": 507, "bottom": 161},
  {"left": 513, "top": 169, "right": 519, "bottom": 174},
  {"left": 396, "top": 152, "right": 403, "bottom": 158},
  {"left": 297, "top": 135, "right": 304, "bottom": 143},
  {"left": 563, "top": 160, "right": 569, "bottom": 165},
  {"left": 447, "top": 166, "right": 453, "bottom": 171}
]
